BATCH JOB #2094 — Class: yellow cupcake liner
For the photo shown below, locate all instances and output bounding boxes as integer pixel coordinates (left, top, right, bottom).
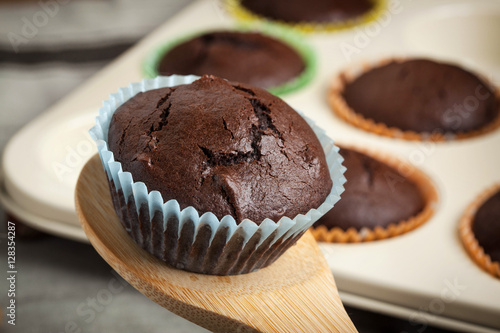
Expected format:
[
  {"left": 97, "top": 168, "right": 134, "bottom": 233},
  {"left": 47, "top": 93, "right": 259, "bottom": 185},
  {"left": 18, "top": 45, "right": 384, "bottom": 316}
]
[
  {"left": 224, "top": 0, "right": 387, "bottom": 34},
  {"left": 310, "top": 145, "right": 438, "bottom": 243},
  {"left": 328, "top": 58, "right": 500, "bottom": 142},
  {"left": 459, "top": 184, "right": 500, "bottom": 279}
]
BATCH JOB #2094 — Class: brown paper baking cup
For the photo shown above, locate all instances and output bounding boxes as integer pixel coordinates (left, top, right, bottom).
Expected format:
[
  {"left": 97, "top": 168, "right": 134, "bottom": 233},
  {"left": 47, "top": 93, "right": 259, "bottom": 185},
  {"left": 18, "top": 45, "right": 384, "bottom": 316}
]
[
  {"left": 310, "top": 145, "right": 438, "bottom": 243},
  {"left": 459, "top": 184, "right": 500, "bottom": 279},
  {"left": 328, "top": 58, "right": 500, "bottom": 141}
]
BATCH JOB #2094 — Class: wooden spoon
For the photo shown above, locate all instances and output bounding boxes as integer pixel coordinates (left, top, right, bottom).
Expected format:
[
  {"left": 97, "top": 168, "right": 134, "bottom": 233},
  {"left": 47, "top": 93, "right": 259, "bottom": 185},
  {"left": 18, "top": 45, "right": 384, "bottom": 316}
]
[{"left": 75, "top": 154, "right": 357, "bottom": 333}]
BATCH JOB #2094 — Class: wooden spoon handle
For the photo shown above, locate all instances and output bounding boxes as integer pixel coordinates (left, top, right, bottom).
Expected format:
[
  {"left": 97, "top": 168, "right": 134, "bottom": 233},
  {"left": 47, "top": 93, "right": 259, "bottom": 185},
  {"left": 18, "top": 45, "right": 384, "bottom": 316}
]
[{"left": 76, "top": 154, "right": 357, "bottom": 333}]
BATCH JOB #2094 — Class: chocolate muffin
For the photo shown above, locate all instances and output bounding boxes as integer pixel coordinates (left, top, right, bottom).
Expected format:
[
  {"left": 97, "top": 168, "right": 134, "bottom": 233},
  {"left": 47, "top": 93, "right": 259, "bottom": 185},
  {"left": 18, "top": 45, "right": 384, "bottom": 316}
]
[
  {"left": 471, "top": 189, "right": 500, "bottom": 263},
  {"left": 240, "top": 0, "right": 375, "bottom": 23},
  {"left": 340, "top": 59, "right": 499, "bottom": 135},
  {"left": 157, "top": 31, "right": 306, "bottom": 90},
  {"left": 460, "top": 185, "right": 500, "bottom": 278},
  {"left": 313, "top": 148, "right": 424, "bottom": 231},
  {"left": 108, "top": 75, "right": 332, "bottom": 224}
]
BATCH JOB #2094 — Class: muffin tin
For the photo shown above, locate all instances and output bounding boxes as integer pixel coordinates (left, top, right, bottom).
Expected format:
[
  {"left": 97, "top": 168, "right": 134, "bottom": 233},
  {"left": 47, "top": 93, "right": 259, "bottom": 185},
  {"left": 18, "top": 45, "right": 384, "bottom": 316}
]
[{"left": 1, "top": 0, "right": 499, "bottom": 331}]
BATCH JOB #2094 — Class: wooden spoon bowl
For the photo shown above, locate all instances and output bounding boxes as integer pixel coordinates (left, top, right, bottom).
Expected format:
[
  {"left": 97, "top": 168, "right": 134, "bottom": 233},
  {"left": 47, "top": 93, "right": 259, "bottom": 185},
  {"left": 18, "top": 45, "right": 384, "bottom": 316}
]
[{"left": 75, "top": 154, "right": 357, "bottom": 333}]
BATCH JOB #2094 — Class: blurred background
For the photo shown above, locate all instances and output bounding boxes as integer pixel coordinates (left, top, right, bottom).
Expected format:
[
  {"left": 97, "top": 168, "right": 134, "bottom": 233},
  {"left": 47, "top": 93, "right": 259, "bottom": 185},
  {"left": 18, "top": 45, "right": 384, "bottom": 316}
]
[{"left": 0, "top": 0, "right": 496, "bottom": 332}]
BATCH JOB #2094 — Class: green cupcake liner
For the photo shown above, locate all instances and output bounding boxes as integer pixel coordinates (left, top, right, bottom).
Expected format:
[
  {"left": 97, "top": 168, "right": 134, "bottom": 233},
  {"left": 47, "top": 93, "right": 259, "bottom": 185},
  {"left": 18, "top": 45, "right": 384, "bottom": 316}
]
[{"left": 142, "top": 23, "right": 316, "bottom": 96}]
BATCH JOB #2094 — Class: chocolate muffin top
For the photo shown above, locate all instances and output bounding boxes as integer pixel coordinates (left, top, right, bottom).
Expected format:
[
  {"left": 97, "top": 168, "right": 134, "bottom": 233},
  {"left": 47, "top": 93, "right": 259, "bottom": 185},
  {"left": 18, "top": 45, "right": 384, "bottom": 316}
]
[
  {"left": 108, "top": 75, "right": 332, "bottom": 224},
  {"left": 342, "top": 59, "right": 499, "bottom": 134},
  {"left": 472, "top": 189, "right": 500, "bottom": 262},
  {"left": 313, "top": 148, "right": 424, "bottom": 231},
  {"left": 157, "top": 31, "right": 305, "bottom": 90},
  {"left": 240, "top": 0, "right": 374, "bottom": 23}
]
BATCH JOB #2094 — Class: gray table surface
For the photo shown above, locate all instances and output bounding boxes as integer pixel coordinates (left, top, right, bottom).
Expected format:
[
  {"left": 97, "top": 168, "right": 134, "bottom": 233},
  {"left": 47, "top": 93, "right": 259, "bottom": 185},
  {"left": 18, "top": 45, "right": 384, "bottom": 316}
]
[{"left": 0, "top": 0, "right": 458, "bottom": 332}]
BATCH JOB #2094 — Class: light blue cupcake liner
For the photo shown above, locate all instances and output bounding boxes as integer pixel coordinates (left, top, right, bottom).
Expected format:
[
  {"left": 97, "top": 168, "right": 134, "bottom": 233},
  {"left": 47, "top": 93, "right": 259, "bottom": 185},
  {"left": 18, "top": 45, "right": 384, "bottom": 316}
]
[{"left": 90, "top": 75, "right": 346, "bottom": 275}]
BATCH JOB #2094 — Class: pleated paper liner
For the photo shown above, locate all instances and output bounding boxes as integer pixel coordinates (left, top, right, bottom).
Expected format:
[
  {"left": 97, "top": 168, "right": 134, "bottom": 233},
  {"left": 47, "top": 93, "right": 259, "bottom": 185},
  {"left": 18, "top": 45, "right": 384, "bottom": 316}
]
[
  {"left": 224, "top": 0, "right": 387, "bottom": 34},
  {"left": 310, "top": 145, "right": 438, "bottom": 243},
  {"left": 328, "top": 58, "right": 500, "bottom": 142},
  {"left": 142, "top": 23, "right": 316, "bottom": 96},
  {"left": 459, "top": 184, "right": 500, "bottom": 279},
  {"left": 90, "top": 75, "right": 346, "bottom": 275}
]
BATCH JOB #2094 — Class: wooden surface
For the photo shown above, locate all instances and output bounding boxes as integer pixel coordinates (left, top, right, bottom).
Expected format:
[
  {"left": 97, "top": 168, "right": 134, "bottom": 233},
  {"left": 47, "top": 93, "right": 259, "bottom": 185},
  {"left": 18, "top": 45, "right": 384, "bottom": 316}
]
[{"left": 75, "top": 155, "right": 357, "bottom": 333}]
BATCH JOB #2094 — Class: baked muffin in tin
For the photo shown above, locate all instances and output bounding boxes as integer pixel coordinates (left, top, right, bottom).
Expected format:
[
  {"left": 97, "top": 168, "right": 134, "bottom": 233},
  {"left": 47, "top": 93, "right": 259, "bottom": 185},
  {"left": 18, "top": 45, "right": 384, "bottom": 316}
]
[
  {"left": 312, "top": 146, "right": 437, "bottom": 242},
  {"left": 460, "top": 185, "right": 500, "bottom": 279},
  {"left": 329, "top": 58, "right": 500, "bottom": 141}
]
